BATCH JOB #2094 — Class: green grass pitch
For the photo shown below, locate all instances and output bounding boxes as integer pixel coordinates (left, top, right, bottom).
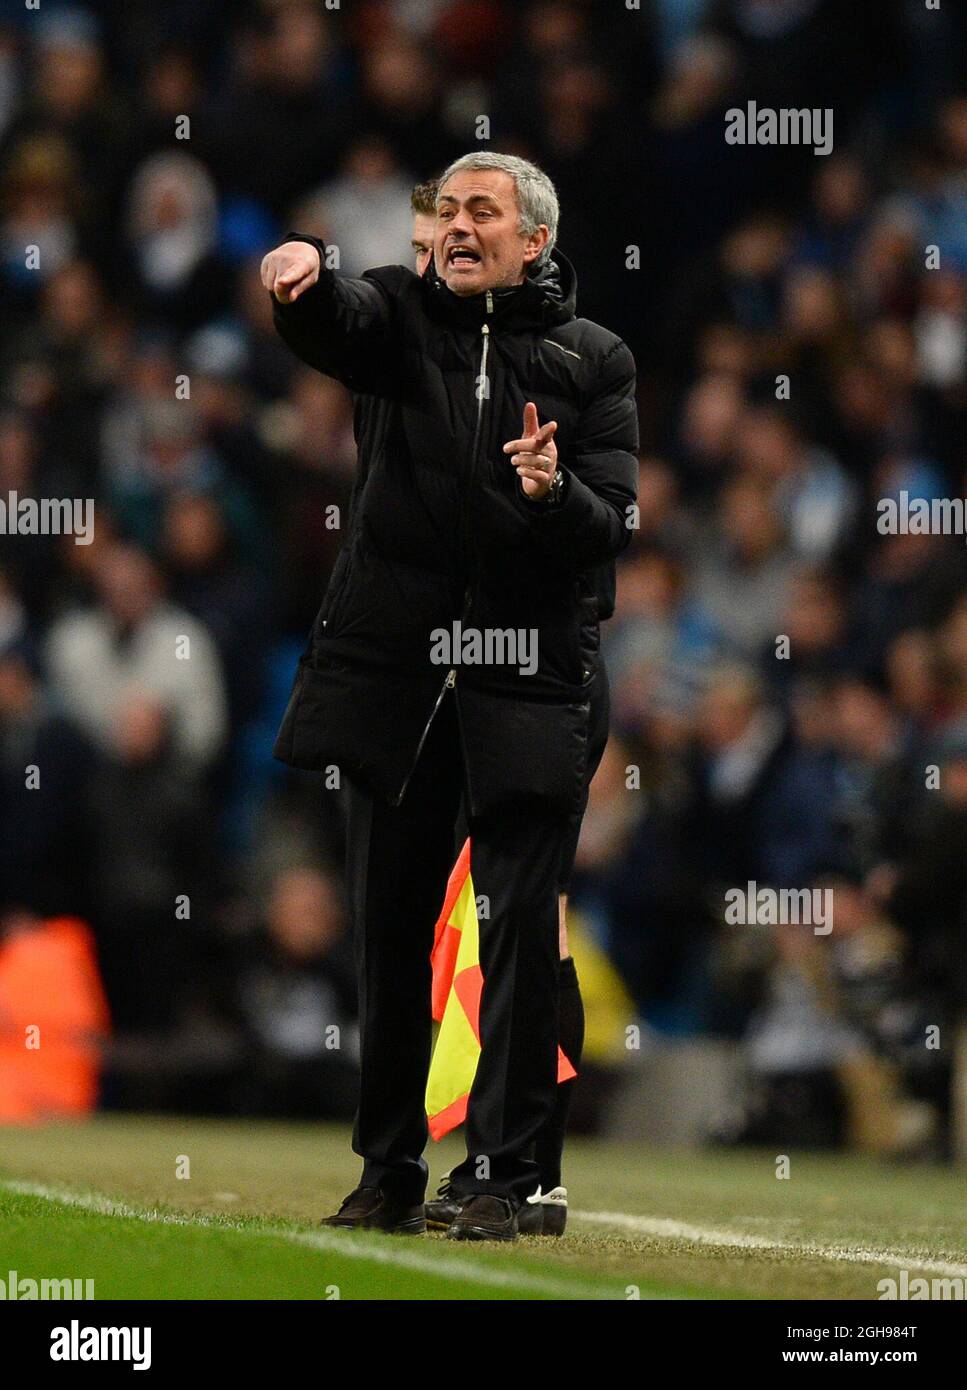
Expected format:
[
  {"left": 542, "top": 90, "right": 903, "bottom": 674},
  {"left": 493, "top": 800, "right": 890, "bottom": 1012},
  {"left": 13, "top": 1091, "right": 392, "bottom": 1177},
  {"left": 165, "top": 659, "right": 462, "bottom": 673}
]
[{"left": 1, "top": 1117, "right": 965, "bottom": 1300}]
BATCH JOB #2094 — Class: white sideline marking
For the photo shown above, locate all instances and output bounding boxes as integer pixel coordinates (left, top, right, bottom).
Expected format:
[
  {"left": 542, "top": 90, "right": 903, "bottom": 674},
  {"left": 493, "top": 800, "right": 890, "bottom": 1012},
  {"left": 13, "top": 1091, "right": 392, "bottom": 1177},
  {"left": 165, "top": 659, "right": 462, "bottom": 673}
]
[
  {"left": 0, "top": 1180, "right": 612, "bottom": 1300},
  {"left": 9, "top": 1178, "right": 964, "bottom": 1288},
  {"left": 575, "top": 1210, "right": 967, "bottom": 1279}
]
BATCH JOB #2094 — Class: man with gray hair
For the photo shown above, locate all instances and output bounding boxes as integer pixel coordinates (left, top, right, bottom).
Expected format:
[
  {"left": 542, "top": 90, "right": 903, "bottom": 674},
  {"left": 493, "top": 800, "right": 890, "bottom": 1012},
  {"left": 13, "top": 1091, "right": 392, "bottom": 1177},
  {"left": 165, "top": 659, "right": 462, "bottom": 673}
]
[{"left": 261, "top": 151, "right": 638, "bottom": 1240}]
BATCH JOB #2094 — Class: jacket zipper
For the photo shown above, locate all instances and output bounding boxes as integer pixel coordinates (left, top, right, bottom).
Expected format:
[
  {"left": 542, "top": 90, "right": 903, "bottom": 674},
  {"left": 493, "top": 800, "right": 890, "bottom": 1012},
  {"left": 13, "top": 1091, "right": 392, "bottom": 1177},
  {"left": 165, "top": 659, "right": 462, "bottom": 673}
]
[
  {"left": 394, "top": 291, "right": 493, "bottom": 807},
  {"left": 461, "top": 290, "right": 492, "bottom": 623}
]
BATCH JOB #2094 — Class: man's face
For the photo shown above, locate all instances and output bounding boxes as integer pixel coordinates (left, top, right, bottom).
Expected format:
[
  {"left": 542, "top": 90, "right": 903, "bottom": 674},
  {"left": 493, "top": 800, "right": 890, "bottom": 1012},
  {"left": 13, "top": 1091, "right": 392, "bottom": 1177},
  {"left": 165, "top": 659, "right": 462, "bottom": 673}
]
[
  {"left": 411, "top": 212, "right": 435, "bottom": 276},
  {"left": 435, "top": 169, "right": 548, "bottom": 297}
]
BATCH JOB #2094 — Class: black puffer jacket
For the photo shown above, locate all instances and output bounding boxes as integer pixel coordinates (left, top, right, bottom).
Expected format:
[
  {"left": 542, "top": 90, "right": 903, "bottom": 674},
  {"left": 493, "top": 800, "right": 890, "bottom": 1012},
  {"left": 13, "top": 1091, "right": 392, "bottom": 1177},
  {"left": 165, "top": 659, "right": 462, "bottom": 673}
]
[{"left": 271, "top": 236, "right": 639, "bottom": 816}]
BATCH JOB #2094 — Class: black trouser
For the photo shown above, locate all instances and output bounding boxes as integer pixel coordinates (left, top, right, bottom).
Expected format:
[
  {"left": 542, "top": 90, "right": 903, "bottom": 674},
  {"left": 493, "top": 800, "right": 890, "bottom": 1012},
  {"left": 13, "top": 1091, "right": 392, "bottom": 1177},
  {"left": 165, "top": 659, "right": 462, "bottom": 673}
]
[
  {"left": 451, "top": 661, "right": 611, "bottom": 894},
  {"left": 344, "top": 685, "right": 570, "bottom": 1206},
  {"left": 557, "top": 659, "right": 610, "bottom": 893}
]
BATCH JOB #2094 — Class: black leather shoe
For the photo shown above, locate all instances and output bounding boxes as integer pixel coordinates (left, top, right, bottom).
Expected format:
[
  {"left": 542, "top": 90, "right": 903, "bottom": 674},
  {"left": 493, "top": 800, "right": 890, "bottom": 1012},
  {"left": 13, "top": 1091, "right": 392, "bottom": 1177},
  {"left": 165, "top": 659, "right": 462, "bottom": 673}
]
[
  {"left": 447, "top": 1194, "right": 518, "bottom": 1242},
  {"left": 425, "top": 1173, "right": 462, "bottom": 1230},
  {"left": 321, "top": 1185, "right": 426, "bottom": 1234},
  {"left": 432, "top": 1180, "right": 547, "bottom": 1235}
]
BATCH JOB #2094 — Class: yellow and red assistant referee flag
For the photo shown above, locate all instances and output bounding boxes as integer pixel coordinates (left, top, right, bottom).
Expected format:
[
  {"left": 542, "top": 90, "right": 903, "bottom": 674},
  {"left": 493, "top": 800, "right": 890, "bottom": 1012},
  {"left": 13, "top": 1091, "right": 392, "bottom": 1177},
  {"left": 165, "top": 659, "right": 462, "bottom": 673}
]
[{"left": 425, "top": 837, "right": 576, "bottom": 1140}]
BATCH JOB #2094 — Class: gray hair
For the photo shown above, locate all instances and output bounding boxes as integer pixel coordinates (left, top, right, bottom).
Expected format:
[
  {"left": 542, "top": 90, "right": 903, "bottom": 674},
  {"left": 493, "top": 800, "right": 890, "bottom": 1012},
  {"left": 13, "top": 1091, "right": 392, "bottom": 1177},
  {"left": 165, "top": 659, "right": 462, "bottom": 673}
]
[{"left": 438, "top": 152, "right": 559, "bottom": 266}]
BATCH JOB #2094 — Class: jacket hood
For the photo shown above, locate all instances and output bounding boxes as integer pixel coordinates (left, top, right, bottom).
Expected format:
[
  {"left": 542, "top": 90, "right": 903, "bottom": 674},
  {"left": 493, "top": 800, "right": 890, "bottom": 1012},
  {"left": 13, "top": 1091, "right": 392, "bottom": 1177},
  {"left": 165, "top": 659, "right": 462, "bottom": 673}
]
[{"left": 424, "top": 247, "right": 577, "bottom": 330}]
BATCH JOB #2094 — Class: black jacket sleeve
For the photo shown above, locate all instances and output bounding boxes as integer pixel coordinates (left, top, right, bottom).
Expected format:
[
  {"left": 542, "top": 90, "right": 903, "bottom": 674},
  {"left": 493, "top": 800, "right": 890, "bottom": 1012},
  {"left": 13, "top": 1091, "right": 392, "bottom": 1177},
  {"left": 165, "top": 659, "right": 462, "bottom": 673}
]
[
  {"left": 514, "top": 338, "right": 639, "bottom": 570},
  {"left": 269, "top": 233, "right": 397, "bottom": 394}
]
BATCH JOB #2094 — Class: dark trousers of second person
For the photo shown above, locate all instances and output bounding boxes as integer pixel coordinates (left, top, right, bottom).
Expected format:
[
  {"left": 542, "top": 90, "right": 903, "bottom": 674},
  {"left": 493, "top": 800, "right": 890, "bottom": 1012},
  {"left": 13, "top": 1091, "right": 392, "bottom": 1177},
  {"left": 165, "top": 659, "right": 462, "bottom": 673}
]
[{"left": 343, "top": 683, "right": 571, "bottom": 1207}]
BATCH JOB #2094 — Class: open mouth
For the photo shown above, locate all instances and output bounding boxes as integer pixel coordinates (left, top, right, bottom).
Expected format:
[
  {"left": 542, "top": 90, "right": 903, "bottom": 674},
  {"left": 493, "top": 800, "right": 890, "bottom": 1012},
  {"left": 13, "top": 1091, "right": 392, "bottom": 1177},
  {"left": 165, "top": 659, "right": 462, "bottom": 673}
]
[{"left": 447, "top": 245, "right": 481, "bottom": 267}]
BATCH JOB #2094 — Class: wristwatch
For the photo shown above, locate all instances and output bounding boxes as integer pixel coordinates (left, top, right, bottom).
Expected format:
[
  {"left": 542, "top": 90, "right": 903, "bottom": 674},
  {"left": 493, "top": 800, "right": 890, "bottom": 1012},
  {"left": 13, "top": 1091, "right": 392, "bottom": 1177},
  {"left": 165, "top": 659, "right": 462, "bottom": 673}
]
[{"left": 542, "top": 468, "right": 565, "bottom": 505}]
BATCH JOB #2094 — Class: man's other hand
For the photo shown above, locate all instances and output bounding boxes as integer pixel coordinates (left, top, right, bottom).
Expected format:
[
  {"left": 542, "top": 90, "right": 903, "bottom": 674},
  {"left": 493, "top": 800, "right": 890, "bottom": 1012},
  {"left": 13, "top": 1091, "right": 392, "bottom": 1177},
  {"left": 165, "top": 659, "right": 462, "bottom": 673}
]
[
  {"left": 261, "top": 242, "right": 322, "bottom": 304},
  {"left": 503, "top": 401, "right": 558, "bottom": 499}
]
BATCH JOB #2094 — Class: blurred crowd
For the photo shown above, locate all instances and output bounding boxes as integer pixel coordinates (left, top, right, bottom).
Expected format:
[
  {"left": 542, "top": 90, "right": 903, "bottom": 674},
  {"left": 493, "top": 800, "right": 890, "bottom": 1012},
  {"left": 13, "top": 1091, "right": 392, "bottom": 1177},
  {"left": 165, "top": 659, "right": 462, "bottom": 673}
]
[{"left": 0, "top": 0, "right": 965, "bottom": 1155}]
